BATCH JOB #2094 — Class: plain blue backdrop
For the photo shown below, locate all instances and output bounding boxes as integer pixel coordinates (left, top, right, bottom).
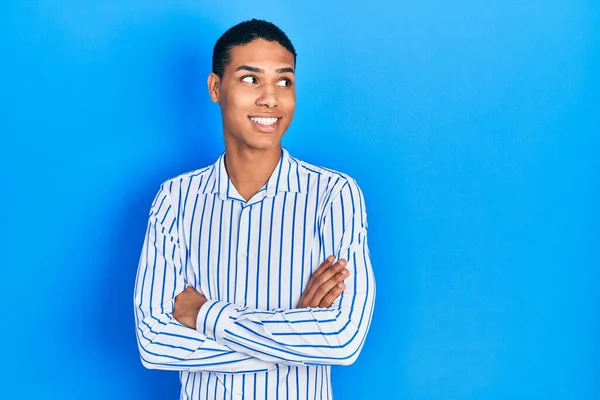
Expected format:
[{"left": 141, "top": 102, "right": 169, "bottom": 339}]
[{"left": 2, "top": 1, "right": 599, "bottom": 399}]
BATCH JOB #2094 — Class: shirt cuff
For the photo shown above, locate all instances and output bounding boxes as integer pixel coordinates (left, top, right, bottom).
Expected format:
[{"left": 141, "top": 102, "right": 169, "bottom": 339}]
[{"left": 195, "top": 300, "right": 237, "bottom": 342}]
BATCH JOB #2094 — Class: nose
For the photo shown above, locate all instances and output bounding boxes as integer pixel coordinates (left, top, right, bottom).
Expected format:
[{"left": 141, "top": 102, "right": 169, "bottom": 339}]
[{"left": 256, "top": 84, "right": 278, "bottom": 108}]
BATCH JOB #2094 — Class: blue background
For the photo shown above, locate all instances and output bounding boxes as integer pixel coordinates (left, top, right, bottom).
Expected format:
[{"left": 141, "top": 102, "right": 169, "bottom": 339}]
[{"left": 2, "top": 1, "right": 599, "bottom": 399}]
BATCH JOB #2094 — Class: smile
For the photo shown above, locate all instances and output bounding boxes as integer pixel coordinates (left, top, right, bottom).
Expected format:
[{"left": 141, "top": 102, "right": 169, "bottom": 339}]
[{"left": 249, "top": 116, "right": 280, "bottom": 126}]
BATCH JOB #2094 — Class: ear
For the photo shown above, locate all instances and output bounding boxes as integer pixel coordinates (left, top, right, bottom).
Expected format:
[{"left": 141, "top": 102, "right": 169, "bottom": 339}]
[{"left": 207, "top": 72, "right": 221, "bottom": 103}]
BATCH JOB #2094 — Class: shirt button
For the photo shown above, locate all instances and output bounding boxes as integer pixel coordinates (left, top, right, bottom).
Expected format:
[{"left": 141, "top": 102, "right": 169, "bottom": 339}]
[
  {"left": 230, "top": 368, "right": 236, "bottom": 372},
  {"left": 239, "top": 251, "right": 247, "bottom": 258}
]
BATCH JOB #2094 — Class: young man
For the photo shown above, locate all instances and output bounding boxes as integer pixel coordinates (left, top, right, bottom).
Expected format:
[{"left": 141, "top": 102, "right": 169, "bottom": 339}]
[{"left": 133, "top": 19, "right": 375, "bottom": 399}]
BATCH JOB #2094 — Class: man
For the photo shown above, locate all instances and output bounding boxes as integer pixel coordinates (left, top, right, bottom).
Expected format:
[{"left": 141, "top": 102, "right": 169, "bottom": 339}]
[{"left": 133, "top": 19, "right": 375, "bottom": 399}]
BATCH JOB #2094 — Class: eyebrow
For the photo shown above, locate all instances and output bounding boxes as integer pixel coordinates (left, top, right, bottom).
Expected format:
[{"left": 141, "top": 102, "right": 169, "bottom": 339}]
[{"left": 235, "top": 65, "right": 295, "bottom": 74}]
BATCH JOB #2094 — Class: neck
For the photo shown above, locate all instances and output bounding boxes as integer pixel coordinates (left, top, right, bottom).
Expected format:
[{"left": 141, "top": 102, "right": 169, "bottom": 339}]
[{"left": 223, "top": 142, "right": 282, "bottom": 201}]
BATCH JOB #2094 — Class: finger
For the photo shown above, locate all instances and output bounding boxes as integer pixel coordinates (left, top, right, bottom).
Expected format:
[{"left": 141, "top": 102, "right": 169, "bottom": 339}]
[
  {"left": 304, "top": 256, "right": 336, "bottom": 292},
  {"left": 312, "top": 255, "right": 336, "bottom": 279},
  {"left": 313, "top": 260, "right": 347, "bottom": 289},
  {"left": 318, "top": 283, "right": 345, "bottom": 308},
  {"left": 304, "top": 260, "right": 346, "bottom": 302},
  {"left": 310, "top": 267, "right": 348, "bottom": 305}
]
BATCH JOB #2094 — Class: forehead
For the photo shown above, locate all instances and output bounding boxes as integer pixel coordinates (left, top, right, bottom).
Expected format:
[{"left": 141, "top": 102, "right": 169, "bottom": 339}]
[{"left": 227, "top": 39, "right": 295, "bottom": 71}]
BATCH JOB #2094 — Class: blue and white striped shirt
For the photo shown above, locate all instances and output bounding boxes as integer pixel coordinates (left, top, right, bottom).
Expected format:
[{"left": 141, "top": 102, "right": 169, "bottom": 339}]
[{"left": 134, "top": 147, "right": 376, "bottom": 399}]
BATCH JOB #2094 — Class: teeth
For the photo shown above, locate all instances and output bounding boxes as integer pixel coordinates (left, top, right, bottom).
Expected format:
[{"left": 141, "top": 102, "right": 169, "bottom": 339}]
[{"left": 251, "top": 117, "right": 278, "bottom": 126}]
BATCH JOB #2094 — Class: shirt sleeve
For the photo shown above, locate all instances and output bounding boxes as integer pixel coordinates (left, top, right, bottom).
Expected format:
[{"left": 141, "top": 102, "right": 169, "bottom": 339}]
[
  {"left": 133, "top": 183, "right": 277, "bottom": 373},
  {"left": 195, "top": 178, "right": 376, "bottom": 367}
]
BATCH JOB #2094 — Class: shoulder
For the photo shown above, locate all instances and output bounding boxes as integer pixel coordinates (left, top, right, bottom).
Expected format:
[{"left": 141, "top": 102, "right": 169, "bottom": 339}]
[
  {"left": 158, "top": 165, "right": 214, "bottom": 196},
  {"left": 291, "top": 154, "right": 366, "bottom": 208},
  {"left": 147, "top": 165, "right": 215, "bottom": 215}
]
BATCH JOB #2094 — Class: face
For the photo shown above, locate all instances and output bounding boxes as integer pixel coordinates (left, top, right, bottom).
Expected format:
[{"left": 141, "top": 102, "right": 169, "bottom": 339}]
[{"left": 208, "top": 39, "right": 296, "bottom": 151}]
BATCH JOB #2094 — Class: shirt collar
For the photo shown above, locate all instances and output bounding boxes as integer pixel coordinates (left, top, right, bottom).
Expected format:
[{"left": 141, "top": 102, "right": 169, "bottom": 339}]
[{"left": 198, "top": 147, "right": 306, "bottom": 201}]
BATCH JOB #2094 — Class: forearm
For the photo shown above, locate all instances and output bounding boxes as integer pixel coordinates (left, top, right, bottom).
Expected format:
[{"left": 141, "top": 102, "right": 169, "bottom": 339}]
[
  {"left": 195, "top": 245, "right": 376, "bottom": 366},
  {"left": 135, "top": 299, "right": 275, "bottom": 373},
  {"left": 134, "top": 186, "right": 276, "bottom": 373}
]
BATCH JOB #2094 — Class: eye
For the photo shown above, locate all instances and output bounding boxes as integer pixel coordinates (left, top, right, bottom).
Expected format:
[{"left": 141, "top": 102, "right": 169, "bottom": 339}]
[
  {"left": 241, "top": 75, "right": 258, "bottom": 84},
  {"left": 276, "top": 78, "right": 292, "bottom": 87}
]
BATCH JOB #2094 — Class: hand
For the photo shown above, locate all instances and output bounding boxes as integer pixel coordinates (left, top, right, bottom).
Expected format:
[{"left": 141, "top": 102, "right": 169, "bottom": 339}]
[
  {"left": 173, "top": 286, "right": 208, "bottom": 329},
  {"left": 298, "top": 255, "right": 349, "bottom": 308}
]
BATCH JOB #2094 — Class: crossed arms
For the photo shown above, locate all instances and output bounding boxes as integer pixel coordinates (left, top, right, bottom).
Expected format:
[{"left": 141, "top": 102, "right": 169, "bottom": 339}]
[{"left": 133, "top": 178, "right": 376, "bottom": 373}]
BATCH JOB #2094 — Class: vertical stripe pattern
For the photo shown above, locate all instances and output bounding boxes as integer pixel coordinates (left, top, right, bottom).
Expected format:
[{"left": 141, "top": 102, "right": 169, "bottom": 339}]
[{"left": 134, "top": 148, "right": 376, "bottom": 399}]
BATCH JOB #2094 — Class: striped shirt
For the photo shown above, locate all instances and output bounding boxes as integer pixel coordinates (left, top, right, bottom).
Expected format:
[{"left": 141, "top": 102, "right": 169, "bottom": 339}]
[{"left": 133, "top": 147, "right": 376, "bottom": 399}]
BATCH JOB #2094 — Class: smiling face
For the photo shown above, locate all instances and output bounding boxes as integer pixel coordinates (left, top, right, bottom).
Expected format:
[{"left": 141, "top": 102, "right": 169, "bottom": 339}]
[{"left": 208, "top": 38, "right": 296, "bottom": 152}]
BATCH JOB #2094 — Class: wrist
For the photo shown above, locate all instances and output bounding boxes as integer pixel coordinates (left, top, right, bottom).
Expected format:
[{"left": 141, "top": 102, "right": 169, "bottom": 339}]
[{"left": 189, "top": 298, "right": 208, "bottom": 329}]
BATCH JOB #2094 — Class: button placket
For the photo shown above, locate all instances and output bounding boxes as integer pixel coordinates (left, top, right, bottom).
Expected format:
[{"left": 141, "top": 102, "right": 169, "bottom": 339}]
[
  {"left": 238, "top": 207, "right": 249, "bottom": 260},
  {"left": 235, "top": 205, "right": 250, "bottom": 303}
]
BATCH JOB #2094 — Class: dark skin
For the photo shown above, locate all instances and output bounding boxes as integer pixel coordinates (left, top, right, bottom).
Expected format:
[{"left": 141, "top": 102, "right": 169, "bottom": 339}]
[
  {"left": 173, "top": 39, "right": 348, "bottom": 330},
  {"left": 174, "top": 257, "right": 349, "bottom": 329}
]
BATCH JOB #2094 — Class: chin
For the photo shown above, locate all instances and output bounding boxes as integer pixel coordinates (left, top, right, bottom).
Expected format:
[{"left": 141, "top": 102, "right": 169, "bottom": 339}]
[
  {"left": 247, "top": 138, "right": 282, "bottom": 150},
  {"left": 243, "top": 132, "right": 284, "bottom": 149},
  {"left": 225, "top": 127, "right": 285, "bottom": 150}
]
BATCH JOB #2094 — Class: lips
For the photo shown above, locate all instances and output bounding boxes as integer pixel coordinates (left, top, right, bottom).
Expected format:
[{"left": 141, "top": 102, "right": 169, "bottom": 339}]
[{"left": 248, "top": 116, "right": 281, "bottom": 133}]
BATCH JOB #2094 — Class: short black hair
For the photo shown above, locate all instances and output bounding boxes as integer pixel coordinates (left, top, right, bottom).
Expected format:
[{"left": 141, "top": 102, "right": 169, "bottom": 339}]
[{"left": 212, "top": 19, "right": 297, "bottom": 78}]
